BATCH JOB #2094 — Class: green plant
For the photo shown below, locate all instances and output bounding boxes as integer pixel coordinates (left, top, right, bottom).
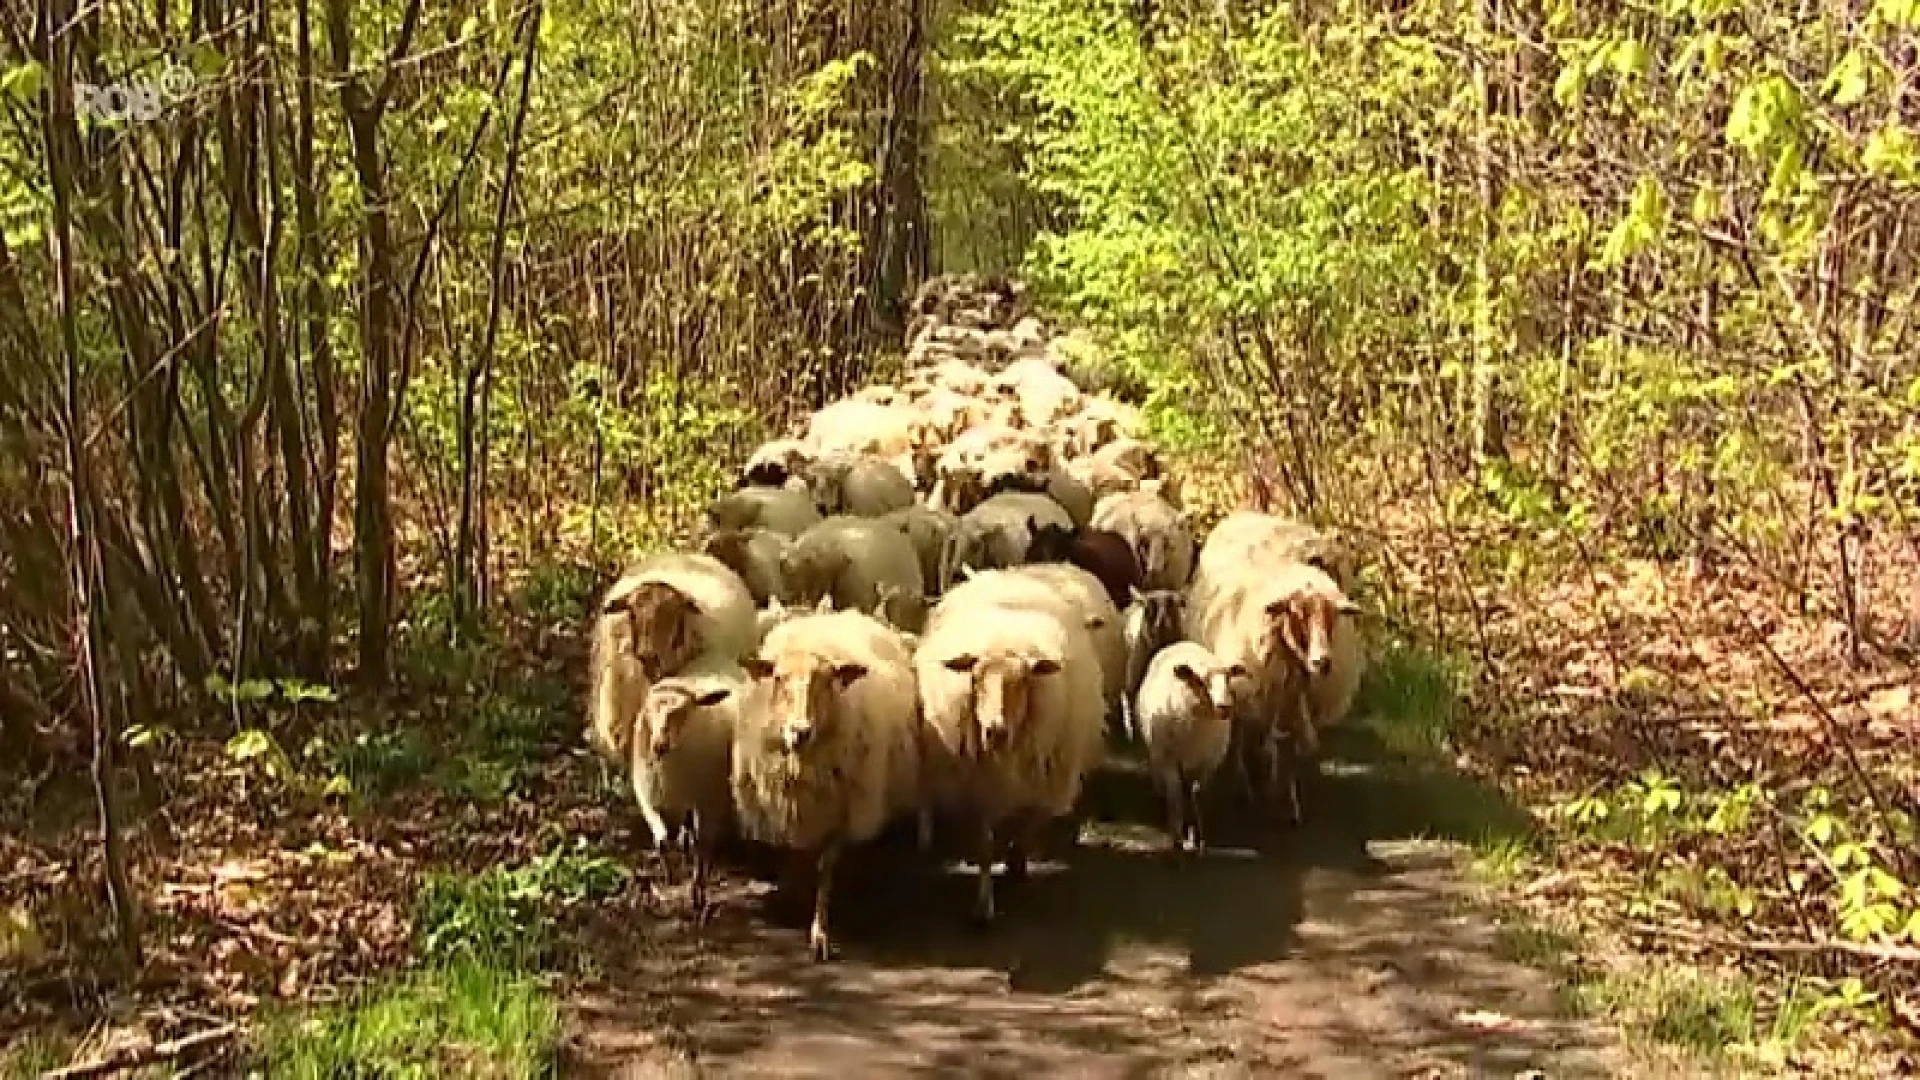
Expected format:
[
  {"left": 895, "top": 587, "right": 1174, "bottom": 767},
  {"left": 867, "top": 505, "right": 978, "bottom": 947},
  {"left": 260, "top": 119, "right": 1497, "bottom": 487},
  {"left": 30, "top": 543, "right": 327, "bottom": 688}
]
[{"left": 412, "top": 843, "right": 628, "bottom": 969}]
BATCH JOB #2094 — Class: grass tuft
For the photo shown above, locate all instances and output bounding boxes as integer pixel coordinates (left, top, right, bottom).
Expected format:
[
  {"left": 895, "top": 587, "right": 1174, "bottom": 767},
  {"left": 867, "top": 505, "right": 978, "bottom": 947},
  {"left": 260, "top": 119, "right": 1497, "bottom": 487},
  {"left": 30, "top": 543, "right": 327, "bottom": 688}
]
[{"left": 253, "top": 958, "right": 558, "bottom": 1078}]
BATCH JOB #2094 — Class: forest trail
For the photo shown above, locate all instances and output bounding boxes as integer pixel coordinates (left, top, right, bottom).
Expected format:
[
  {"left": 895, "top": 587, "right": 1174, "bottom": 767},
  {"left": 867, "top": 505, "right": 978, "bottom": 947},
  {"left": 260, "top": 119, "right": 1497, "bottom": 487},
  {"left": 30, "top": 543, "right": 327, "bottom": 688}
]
[{"left": 557, "top": 743, "right": 1633, "bottom": 1078}]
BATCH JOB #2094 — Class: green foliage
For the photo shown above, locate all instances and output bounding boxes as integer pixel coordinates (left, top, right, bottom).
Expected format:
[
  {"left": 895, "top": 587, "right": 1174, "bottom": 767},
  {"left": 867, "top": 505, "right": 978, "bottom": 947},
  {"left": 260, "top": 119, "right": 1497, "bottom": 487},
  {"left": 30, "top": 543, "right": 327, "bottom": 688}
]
[
  {"left": 252, "top": 959, "right": 558, "bottom": 1079},
  {"left": 1353, "top": 636, "right": 1467, "bottom": 756},
  {"left": 412, "top": 842, "right": 627, "bottom": 969}
]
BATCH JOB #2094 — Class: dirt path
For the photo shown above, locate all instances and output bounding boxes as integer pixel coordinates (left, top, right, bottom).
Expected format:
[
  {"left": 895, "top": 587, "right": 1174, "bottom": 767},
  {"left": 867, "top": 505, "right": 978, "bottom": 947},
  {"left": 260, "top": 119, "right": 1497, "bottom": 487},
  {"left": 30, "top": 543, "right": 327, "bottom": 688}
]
[{"left": 559, "top": 738, "right": 1630, "bottom": 1078}]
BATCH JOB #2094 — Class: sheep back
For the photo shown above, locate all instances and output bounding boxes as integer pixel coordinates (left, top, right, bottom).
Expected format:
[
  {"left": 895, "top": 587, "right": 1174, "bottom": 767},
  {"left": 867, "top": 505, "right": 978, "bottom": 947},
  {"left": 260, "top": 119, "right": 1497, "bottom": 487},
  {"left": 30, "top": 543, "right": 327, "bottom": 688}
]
[
  {"left": 783, "top": 516, "right": 928, "bottom": 633},
  {"left": 710, "top": 484, "right": 822, "bottom": 538}
]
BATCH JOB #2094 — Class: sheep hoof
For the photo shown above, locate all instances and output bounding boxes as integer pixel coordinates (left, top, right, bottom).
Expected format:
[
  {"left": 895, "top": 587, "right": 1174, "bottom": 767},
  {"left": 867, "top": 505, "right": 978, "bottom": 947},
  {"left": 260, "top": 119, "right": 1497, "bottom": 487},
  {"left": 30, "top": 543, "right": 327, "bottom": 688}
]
[{"left": 809, "top": 928, "right": 833, "bottom": 962}]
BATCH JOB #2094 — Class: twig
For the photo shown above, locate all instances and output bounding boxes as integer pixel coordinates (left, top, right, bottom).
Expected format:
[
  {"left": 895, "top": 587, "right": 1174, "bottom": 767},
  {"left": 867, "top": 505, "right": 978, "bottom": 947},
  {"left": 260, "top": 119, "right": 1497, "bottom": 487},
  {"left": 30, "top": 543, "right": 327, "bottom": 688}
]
[
  {"left": 1630, "top": 921, "right": 1920, "bottom": 966},
  {"left": 39, "top": 1023, "right": 239, "bottom": 1079}
]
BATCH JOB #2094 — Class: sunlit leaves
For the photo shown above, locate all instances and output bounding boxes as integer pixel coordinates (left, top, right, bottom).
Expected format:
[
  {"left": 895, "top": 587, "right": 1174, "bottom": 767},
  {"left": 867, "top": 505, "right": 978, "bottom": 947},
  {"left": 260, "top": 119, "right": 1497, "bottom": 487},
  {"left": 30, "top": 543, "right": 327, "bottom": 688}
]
[
  {"left": 1726, "top": 75, "right": 1801, "bottom": 155},
  {"left": 1862, "top": 125, "right": 1919, "bottom": 187},
  {"left": 1595, "top": 174, "right": 1667, "bottom": 270},
  {"left": 1822, "top": 49, "right": 1873, "bottom": 108},
  {"left": 0, "top": 61, "right": 44, "bottom": 104}
]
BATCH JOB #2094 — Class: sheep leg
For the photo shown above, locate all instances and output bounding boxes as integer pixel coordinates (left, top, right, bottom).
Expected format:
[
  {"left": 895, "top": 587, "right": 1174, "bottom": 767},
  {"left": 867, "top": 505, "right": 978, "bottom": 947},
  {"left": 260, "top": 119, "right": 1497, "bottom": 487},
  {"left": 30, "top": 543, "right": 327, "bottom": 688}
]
[
  {"left": 1159, "top": 769, "right": 1186, "bottom": 855},
  {"left": 1004, "top": 812, "right": 1045, "bottom": 883},
  {"left": 1187, "top": 778, "right": 1208, "bottom": 854},
  {"left": 972, "top": 821, "right": 998, "bottom": 926},
  {"left": 809, "top": 842, "right": 840, "bottom": 962},
  {"left": 689, "top": 811, "right": 713, "bottom": 925}
]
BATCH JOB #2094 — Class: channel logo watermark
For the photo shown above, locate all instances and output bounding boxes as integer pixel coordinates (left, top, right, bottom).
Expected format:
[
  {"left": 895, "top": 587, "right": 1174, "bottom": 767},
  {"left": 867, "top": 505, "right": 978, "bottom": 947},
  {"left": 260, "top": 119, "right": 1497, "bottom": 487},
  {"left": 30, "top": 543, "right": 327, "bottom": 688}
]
[{"left": 75, "top": 63, "right": 194, "bottom": 125}]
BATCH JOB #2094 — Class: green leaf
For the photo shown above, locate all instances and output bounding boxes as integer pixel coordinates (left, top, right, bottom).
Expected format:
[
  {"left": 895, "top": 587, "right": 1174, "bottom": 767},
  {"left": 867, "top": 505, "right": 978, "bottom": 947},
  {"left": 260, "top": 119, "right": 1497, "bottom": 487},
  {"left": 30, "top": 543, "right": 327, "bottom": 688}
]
[
  {"left": 234, "top": 678, "right": 276, "bottom": 703},
  {"left": 226, "top": 728, "right": 274, "bottom": 762},
  {"left": 1862, "top": 124, "right": 1918, "bottom": 186},
  {"left": 1, "top": 61, "right": 44, "bottom": 104},
  {"left": 1874, "top": 0, "right": 1920, "bottom": 29},
  {"left": 1727, "top": 75, "right": 1801, "bottom": 155},
  {"left": 1553, "top": 60, "right": 1588, "bottom": 108},
  {"left": 1823, "top": 50, "right": 1872, "bottom": 108},
  {"left": 1609, "top": 38, "right": 1651, "bottom": 80}
]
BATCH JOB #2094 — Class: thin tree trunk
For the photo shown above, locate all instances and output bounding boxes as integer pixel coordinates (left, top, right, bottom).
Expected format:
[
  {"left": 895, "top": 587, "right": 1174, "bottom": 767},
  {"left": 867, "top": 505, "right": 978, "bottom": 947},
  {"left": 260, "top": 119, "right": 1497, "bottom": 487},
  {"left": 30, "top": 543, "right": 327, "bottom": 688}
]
[
  {"left": 457, "top": 2, "right": 542, "bottom": 636},
  {"left": 40, "top": 0, "right": 142, "bottom": 968}
]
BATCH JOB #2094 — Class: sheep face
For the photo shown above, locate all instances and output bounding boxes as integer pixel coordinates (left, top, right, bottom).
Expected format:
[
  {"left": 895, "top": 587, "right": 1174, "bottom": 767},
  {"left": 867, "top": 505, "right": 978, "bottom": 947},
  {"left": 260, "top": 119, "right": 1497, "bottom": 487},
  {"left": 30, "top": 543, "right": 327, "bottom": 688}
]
[
  {"left": 1262, "top": 584, "right": 1360, "bottom": 678},
  {"left": 743, "top": 652, "right": 866, "bottom": 753},
  {"left": 1173, "top": 659, "right": 1249, "bottom": 718},
  {"left": 610, "top": 582, "right": 703, "bottom": 680},
  {"left": 941, "top": 651, "right": 1062, "bottom": 754},
  {"left": 638, "top": 682, "right": 731, "bottom": 759}
]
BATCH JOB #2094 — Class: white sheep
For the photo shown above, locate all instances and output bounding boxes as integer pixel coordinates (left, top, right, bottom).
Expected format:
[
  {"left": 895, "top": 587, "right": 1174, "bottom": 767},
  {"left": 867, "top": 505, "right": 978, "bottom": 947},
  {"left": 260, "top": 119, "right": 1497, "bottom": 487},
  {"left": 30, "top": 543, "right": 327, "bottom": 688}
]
[
  {"left": 586, "top": 552, "right": 757, "bottom": 765},
  {"left": 805, "top": 399, "right": 926, "bottom": 481},
  {"left": 709, "top": 484, "right": 822, "bottom": 538},
  {"left": 629, "top": 659, "right": 746, "bottom": 913},
  {"left": 1190, "top": 512, "right": 1364, "bottom": 733},
  {"left": 914, "top": 587, "right": 1105, "bottom": 924},
  {"left": 802, "top": 453, "right": 916, "bottom": 518},
  {"left": 1092, "top": 490, "right": 1195, "bottom": 590},
  {"left": 782, "top": 516, "right": 928, "bottom": 633},
  {"left": 733, "top": 610, "right": 926, "bottom": 960},
  {"left": 1185, "top": 534, "right": 1360, "bottom": 822},
  {"left": 1134, "top": 642, "right": 1246, "bottom": 853}
]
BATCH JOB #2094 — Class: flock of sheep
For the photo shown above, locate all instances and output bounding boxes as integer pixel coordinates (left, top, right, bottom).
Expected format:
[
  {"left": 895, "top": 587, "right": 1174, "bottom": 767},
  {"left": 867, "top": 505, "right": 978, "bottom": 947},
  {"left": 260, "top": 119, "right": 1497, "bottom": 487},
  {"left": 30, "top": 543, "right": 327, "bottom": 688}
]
[{"left": 584, "top": 274, "right": 1365, "bottom": 961}]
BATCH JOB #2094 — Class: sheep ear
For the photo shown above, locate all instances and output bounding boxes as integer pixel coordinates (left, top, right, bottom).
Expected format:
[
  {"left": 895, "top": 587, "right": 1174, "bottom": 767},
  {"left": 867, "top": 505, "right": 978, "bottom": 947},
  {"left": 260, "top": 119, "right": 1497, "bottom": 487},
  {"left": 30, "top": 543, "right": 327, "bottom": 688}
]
[
  {"left": 1031, "top": 657, "right": 1063, "bottom": 676},
  {"left": 832, "top": 662, "right": 868, "bottom": 688},
  {"left": 693, "top": 687, "right": 732, "bottom": 707},
  {"left": 1263, "top": 597, "right": 1292, "bottom": 620},
  {"left": 813, "top": 594, "right": 836, "bottom": 614},
  {"left": 743, "top": 656, "right": 775, "bottom": 679},
  {"left": 1172, "top": 662, "right": 1203, "bottom": 687},
  {"left": 943, "top": 653, "right": 978, "bottom": 673}
]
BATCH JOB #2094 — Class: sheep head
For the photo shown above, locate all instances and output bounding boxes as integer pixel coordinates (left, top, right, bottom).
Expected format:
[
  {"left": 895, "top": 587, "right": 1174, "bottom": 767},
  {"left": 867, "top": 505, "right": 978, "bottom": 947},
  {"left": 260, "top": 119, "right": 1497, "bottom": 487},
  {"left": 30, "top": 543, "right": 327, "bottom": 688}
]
[
  {"left": 941, "top": 650, "right": 1062, "bottom": 755},
  {"left": 741, "top": 439, "right": 815, "bottom": 488},
  {"left": 1261, "top": 569, "right": 1359, "bottom": 678},
  {"left": 743, "top": 649, "right": 866, "bottom": 753},
  {"left": 778, "top": 539, "right": 848, "bottom": 608},
  {"left": 1026, "top": 520, "right": 1077, "bottom": 563},
  {"left": 606, "top": 581, "right": 703, "bottom": 681},
  {"left": 1173, "top": 658, "right": 1249, "bottom": 718},
  {"left": 637, "top": 681, "right": 731, "bottom": 760},
  {"left": 1128, "top": 588, "right": 1185, "bottom": 644}
]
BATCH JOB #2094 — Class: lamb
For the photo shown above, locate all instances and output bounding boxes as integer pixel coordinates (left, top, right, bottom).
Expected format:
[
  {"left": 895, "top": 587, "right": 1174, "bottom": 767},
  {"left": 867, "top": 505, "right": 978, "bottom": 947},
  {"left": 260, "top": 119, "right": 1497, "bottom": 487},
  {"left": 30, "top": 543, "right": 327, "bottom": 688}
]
[
  {"left": 629, "top": 660, "right": 746, "bottom": 913},
  {"left": 703, "top": 527, "right": 791, "bottom": 607},
  {"left": 782, "top": 516, "right": 928, "bottom": 633},
  {"left": 802, "top": 453, "right": 916, "bottom": 518},
  {"left": 1092, "top": 490, "right": 1195, "bottom": 590},
  {"left": 585, "top": 552, "right": 758, "bottom": 765},
  {"left": 1134, "top": 643, "right": 1247, "bottom": 853},
  {"left": 1121, "top": 588, "right": 1185, "bottom": 739},
  {"left": 1185, "top": 545, "right": 1360, "bottom": 823},
  {"left": 879, "top": 505, "right": 960, "bottom": 595},
  {"left": 709, "top": 484, "right": 822, "bottom": 538},
  {"left": 914, "top": 586, "right": 1105, "bottom": 923},
  {"left": 732, "top": 610, "right": 926, "bottom": 960},
  {"left": 741, "top": 439, "right": 817, "bottom": 488},
  {"left": 1026, "top": 522, "right": 1143, "bottom": 610}
]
